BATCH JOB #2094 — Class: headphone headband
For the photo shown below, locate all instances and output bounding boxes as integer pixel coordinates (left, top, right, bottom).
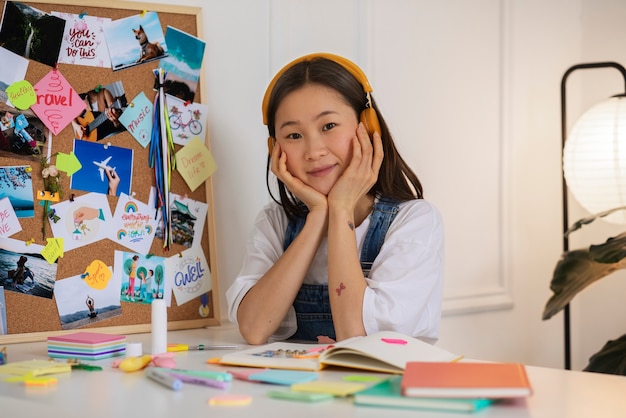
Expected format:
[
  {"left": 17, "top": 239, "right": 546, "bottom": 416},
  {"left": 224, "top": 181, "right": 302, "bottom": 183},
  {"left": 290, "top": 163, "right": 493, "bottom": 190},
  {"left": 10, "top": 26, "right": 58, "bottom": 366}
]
[{"left": 262, "top": 53, "right": 374, "bottom": 126}]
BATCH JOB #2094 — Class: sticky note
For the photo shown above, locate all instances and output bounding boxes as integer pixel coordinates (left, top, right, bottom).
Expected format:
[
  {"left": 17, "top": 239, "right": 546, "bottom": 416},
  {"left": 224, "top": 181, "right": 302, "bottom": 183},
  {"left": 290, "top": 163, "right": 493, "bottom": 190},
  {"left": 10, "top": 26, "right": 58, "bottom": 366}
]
[
  {"left": 290, "top": 381, "right": 367, "bottom": 397},
  {"left": 24, "top": 377, "right": 58, "bottom": 386},
  {"left": 175, "top": 137, "right": 217, "bottom": 192},
  {"left": 381, "top": 338, "right": 407, "bottom": 345},
  {"left": 41, "top": 238, "right": 64, "bottom": 264},
  {"left": 30, "top": 69, "right": 85, "bottom": 135},
  {"left": 55, "top": 152, "right": 83, "bottom": 176},
  {"left": 82, "top": 259, "right": 112, "bottom": 290},
  {"left": 208, "top": 394, "right": 252, "bottom": 406},
  {"left": 118, "top": 92, "right": 153, "bottom": 147},
  {"left": 247, "top": 370, "right": 318, "bottom": 386},
  {"left": 6, "top": 80, "right": 36, "bottom": 110},
  {"left": 267, "top": 389, "right": 333, "bottom": 403}
]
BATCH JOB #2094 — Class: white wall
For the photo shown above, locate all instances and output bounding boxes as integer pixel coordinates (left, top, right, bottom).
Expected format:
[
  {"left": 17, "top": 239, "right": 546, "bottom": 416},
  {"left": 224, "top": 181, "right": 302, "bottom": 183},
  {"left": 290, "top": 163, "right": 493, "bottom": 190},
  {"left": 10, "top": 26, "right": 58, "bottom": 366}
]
[{"left": 136, "top": 0, "right": 626, "bottom": 370}]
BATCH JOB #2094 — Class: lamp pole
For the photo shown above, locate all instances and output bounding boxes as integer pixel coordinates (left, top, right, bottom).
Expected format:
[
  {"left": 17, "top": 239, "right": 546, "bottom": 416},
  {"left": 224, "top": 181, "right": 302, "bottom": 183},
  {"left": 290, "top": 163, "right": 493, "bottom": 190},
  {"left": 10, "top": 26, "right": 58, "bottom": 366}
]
[{"left": 559, "top": 61, "right": 626, "bottom": 370}]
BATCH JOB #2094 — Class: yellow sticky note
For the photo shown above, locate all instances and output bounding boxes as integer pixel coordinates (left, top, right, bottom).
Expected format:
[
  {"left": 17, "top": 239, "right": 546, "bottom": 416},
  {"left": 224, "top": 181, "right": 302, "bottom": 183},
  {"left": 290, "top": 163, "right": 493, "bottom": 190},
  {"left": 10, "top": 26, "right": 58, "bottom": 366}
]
[
  {"left": 41, "top": 238, "right": 64, "bottom": 264},
  {"left": 175, "top": 137, "right": 217, "bottom": 192},
  {"left": 6, "top": 80, "right": 36, "bottom": 110},
  {"left": 82, "top": 260, "right": 112, "bottom": 290}
]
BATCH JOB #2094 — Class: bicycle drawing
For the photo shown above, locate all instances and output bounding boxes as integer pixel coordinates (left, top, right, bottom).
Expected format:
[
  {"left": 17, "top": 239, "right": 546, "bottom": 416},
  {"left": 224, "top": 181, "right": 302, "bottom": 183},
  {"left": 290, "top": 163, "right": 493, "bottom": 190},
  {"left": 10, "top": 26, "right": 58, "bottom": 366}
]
[{"left": 170, "top": 108, "right": 202, "bottom": 135}]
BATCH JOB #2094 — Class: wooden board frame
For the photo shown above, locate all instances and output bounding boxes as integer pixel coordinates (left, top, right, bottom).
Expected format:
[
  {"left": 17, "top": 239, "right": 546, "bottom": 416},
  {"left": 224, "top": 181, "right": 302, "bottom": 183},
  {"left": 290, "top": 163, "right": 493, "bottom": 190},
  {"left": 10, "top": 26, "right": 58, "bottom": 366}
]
[{"left": 0, "top": 0, "right": 221, "bottom": 344}]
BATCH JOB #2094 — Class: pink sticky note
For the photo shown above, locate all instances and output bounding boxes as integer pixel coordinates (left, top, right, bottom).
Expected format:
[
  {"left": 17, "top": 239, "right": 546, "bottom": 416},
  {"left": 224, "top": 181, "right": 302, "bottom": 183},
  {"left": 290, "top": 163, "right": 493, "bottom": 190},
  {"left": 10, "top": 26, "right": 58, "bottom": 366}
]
[
  {"left": 381, "top": 338, "right": 408, "bottom": 345},
  {"left": 30, "top": 69, "right": 86, "bottom": 135}
]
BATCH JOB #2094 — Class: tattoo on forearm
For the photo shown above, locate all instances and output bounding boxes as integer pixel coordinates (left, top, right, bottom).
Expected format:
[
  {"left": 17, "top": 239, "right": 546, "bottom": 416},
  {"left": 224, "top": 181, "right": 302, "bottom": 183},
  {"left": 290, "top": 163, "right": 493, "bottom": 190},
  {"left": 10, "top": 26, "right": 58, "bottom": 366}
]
[
  {"left": 336, "top": 282, "right": 346, "bottom": 296},
  {"left": 347, "top": 220, "right": 354, "bottom": 230}
]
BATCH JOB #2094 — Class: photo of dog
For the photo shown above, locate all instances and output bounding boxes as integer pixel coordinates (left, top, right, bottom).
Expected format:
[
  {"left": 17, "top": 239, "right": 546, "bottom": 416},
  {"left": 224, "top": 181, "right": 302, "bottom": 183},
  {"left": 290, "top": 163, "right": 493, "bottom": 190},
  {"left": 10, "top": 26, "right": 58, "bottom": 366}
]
[
  {"left": 103, "top": 11, "right": 168, "bottom": 71},
  {"left": 134, "top": 25, "right": 165, "bottom": 63}
]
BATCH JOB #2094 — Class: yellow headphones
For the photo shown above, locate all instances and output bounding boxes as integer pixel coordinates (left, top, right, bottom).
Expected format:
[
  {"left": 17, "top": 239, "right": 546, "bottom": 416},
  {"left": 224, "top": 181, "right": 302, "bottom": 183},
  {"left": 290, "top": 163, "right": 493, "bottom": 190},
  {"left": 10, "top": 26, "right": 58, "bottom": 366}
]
[{"left": 262, "top": 53, "right": 381, "bottom": 154}]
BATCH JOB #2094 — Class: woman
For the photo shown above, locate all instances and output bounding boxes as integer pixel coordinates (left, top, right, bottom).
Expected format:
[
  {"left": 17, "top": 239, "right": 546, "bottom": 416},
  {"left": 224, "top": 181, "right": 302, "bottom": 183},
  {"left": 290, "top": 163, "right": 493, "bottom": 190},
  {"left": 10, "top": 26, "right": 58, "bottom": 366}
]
[{"left": 227, "top": 53, "right": 444, "bottom": 345}]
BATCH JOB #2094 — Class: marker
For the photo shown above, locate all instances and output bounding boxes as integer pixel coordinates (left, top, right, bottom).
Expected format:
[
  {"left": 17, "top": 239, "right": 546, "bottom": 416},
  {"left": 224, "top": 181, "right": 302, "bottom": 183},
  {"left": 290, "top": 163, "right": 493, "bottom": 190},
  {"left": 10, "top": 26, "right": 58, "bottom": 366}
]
[
  {"left": 166, "top": 372, "right": 230, "bottom": 389},
  {"left": 145, "top": 367, "right": 182, "bottom": 391},
  {"left": 167, "top": 343, "right": 238, "bottom": 352}
]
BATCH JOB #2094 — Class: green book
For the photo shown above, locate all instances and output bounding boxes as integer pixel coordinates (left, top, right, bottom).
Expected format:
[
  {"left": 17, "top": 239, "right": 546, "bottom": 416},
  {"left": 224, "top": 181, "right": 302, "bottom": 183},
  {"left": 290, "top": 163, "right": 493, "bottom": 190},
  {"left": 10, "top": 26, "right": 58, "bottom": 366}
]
[{"left": 353, "top": 376, "right": 494, "bottom": 413}]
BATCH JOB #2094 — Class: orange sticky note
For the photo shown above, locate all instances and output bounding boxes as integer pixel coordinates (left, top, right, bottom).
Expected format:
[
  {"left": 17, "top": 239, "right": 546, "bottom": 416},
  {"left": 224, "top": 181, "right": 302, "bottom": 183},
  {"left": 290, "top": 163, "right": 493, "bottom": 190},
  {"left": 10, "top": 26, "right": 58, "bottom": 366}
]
[{"left": 208, "top": 394, "right": 252, "bottom": 406}]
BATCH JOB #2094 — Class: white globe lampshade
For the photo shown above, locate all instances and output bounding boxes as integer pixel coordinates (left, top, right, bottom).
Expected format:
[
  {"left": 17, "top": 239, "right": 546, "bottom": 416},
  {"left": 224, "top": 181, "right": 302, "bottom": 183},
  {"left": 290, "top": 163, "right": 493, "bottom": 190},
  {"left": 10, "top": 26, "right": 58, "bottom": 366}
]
[{"left": 563, "top": 95, "right": 626, "bottom": 224}]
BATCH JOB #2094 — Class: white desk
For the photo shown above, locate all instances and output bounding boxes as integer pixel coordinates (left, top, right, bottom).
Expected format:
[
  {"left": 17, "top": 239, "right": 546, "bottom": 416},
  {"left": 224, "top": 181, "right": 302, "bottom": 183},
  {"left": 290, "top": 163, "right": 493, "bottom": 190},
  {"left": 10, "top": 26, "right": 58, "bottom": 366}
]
[{"left": 2, "top": 324, "right": 626, "bottom": 418}]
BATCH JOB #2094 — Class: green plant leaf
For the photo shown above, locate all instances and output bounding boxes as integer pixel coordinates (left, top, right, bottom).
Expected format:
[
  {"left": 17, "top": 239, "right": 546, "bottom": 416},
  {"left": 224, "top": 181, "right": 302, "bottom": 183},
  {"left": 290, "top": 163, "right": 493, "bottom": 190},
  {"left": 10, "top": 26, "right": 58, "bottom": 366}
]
[{"left": 543, "top": 232, "right": 626, "bottom": 320}]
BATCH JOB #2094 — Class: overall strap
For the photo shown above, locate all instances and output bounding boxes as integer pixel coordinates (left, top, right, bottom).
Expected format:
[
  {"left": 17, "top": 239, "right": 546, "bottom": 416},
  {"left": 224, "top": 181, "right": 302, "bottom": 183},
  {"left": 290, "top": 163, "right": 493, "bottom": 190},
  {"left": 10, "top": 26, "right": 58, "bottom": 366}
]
[
  {"left": 359, "top": 196, "right": 399, "bottom": 276},
  {"left": 283, "top": 197, "right": 400, "bottom": 276}
]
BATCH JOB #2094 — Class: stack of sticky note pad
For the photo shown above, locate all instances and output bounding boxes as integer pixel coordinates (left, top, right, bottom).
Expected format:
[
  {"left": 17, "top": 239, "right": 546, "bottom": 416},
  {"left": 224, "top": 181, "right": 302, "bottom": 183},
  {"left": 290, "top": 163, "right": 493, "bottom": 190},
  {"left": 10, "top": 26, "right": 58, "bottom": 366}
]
[{"left": 48, "top": 332, "right": 126, "bottom": 360}]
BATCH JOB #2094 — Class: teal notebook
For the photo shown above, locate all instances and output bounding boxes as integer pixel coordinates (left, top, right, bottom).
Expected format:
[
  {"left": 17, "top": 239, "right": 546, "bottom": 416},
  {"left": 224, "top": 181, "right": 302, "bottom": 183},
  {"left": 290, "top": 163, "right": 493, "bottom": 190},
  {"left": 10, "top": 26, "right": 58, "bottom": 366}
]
[{"left": 353, "top": 376, "right": 493, "bottom": 413}]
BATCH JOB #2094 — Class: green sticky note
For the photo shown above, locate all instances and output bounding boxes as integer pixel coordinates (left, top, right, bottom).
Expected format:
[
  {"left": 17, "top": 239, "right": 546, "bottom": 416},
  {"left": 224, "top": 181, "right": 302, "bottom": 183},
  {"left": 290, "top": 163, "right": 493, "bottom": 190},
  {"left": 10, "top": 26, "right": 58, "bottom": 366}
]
[
  {"left": 6, "top": 80, "right": 36, "bottom": 110},
  {"left": 56, "top": 152, "right": 82, "bottom": 176},
  {"left": 267, "top": 390, "right": 333, "bottom": 403}
]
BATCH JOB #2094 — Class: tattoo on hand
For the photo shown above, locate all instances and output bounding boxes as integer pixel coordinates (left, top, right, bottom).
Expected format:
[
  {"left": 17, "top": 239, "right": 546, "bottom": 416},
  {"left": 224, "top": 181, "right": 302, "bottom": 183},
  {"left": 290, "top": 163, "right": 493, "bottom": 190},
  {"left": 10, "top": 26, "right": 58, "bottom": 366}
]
[
  {"left": 336, "top": 282, "right": 346, "bottom": 296},
  {"left": 347, "top": 220, "right": 354, "bottom": 231}
]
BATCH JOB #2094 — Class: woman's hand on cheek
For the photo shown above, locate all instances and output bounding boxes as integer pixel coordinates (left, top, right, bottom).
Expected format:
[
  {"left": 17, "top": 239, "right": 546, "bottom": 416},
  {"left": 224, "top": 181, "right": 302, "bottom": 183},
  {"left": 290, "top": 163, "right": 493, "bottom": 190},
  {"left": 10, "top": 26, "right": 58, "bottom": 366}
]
[
  {"left": 328, "top": 123, "right": 383, "bottom": 210},
  {"left": 270, "top": 142, "right": 327, "bottom": 212}
]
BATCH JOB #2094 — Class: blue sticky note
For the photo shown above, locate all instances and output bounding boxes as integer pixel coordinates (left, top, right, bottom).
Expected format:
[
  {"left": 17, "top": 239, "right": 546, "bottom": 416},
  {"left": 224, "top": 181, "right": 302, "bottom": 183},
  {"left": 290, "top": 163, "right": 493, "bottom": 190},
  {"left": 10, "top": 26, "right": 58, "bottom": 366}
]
[
  {"left": 248, "top": 370, "right": 318, "bottom": 386},
  {"left": 118, "top": 91, "right": 153, "bottom": 148}
]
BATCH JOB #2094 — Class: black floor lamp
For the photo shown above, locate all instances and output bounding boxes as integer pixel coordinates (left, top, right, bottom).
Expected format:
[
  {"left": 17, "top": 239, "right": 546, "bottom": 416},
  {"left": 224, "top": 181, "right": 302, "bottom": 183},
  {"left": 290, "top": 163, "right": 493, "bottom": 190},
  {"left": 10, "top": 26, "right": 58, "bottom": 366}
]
[{"left": 559, "top": 62, "right": 626, "bottom": 370}]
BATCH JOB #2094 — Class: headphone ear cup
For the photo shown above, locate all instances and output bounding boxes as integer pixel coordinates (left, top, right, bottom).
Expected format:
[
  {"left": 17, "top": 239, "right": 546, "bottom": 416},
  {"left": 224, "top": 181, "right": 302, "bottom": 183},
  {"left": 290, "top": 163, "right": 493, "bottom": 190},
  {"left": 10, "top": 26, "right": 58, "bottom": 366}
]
[
  {"left": 360, "top": 107, "right": 381, "bottom": 137},
  {"left": 267, "top": 136, "right": 275, "bottom": 155}
]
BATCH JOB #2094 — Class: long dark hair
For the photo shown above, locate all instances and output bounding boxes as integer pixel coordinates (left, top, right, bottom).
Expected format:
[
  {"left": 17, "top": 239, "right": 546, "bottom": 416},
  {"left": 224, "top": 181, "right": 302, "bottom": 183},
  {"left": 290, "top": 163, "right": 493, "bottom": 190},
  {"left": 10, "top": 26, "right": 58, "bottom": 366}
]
[{"left": 265, "top": 56, "right": 423, "bottom": 221}]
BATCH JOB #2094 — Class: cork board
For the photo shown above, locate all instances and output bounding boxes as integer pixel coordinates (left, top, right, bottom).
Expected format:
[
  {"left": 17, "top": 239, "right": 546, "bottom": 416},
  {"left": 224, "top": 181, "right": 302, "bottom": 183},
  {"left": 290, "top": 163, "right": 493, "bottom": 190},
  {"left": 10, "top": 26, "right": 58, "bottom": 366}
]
[{"left": 0, "top": 0, "right": 221, "bottom": 343}]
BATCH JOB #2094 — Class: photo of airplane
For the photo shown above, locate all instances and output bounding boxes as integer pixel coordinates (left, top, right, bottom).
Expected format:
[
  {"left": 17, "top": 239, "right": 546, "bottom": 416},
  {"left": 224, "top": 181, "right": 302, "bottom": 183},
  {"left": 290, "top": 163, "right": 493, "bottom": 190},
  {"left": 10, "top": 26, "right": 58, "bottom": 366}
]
[
  {"left": 71, "top": 140, "right": 132, "bottom": 197},
  {"left": 93, "top": 156, "right": 116, "bottom": 181}
]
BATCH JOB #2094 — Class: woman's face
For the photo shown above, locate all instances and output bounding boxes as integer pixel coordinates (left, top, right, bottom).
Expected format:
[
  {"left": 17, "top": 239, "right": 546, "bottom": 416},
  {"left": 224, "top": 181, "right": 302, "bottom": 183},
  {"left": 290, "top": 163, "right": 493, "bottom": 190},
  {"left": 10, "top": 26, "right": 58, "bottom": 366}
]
[{"left": 273, "top": 83, "right": 359, "bottom": 195}]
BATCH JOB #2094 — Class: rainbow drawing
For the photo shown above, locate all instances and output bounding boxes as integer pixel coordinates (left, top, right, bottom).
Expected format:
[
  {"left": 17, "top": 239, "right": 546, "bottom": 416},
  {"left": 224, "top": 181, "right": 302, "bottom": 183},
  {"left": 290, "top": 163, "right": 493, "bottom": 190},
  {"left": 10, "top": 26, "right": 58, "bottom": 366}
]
[
  {"left": 145, "top": 225, "right": 153, "bottom": 234},
  {"left": 117, "top": 230, "right": 127, "bottom": 240},
  {"left": 124, "top": 201, "right": 139, "bottom": 213}
]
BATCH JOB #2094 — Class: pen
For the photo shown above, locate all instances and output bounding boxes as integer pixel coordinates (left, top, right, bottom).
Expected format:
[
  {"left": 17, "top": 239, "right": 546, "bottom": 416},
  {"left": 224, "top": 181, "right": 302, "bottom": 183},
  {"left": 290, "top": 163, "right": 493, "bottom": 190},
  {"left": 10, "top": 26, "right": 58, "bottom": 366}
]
[{"left": 145, "top": 367, "right": 183, "bottom": 391}]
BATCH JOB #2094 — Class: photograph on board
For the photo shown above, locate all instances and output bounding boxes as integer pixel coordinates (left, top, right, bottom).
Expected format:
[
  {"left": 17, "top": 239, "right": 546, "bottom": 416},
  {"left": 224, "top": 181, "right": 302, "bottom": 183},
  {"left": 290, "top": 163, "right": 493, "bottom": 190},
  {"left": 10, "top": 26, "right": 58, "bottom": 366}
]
[
  {"left": 54, "top": 268, "right": 122, "bottom": 330},
  {"left": 0, "top": 102, "right": 48, "bottom": 159},
  {"left": 71, "top": 81, "right": 128, "bottom": 142},
  {"left": 0, "top": 46, "right": 29, "bottom": 106},
  {"left": 0, "top": 237, "right": 57, "bottom": 299},
  {"left": 159, "top": 26, "right": 205, "bottom": 103},
  {"left": 70, "top": 139, "right": 133, "bottom": 197},
  {"left": 0, "top": 1, "right": 66, "bottom": 67},
  {"left": 115, "top": 251, "right": 168, "bottom": 305},
  {"left": 103, "top": 11, "right": 168, "bottom": 71},
  {"left": 0, "top": 287, "right": 6, "bottom": 334},
  {"left": 0, "top": 165, "right": 33, "bottom": 218}
]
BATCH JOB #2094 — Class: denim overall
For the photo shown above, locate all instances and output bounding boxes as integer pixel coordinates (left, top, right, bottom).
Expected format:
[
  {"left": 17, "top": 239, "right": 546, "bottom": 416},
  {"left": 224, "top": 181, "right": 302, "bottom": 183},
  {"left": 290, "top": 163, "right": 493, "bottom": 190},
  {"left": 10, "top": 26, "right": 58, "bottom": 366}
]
[{"left": 283, "top": 197, "right": 400, "bottom": 341}]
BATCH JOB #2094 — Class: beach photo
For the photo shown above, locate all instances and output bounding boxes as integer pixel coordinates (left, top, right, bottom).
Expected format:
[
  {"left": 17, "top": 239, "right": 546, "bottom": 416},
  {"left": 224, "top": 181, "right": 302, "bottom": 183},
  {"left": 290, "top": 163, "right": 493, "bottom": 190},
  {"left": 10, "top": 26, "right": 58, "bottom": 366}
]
[
  {"left": 159, "top": 26, "right": 205, "bottom": 102},
  {"left": 54, "top": 270, "right": 122, "bottom": 330},
  {"left": 0, "top": 238, "right": 57, "bottom": 299}
]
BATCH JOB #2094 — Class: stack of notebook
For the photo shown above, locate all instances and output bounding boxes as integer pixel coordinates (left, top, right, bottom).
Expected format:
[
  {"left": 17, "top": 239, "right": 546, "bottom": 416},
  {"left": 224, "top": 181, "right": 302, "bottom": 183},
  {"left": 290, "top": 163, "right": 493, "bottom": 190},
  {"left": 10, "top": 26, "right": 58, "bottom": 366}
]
[
  {"left": 47, "top": 332, "right": 126, "bottom": 360},
  {"left": 354, "top": 361, "right": 532, "bottom": 413}
]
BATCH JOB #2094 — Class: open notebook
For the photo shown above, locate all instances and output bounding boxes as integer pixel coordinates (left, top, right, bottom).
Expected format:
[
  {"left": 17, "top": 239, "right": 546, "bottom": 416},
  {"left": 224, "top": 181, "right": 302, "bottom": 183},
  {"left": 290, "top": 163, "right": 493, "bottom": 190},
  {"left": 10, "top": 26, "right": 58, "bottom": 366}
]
[{"left": 218, "top": 331, "right": 461, "bottom": 374}]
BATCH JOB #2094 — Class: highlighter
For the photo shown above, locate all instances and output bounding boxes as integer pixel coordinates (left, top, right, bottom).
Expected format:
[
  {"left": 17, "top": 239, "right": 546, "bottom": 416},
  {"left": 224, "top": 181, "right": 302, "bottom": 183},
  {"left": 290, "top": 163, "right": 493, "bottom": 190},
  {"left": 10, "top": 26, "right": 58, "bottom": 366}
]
[{"left": 145, "top": 367, "right": 182, "bottom": 391}]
